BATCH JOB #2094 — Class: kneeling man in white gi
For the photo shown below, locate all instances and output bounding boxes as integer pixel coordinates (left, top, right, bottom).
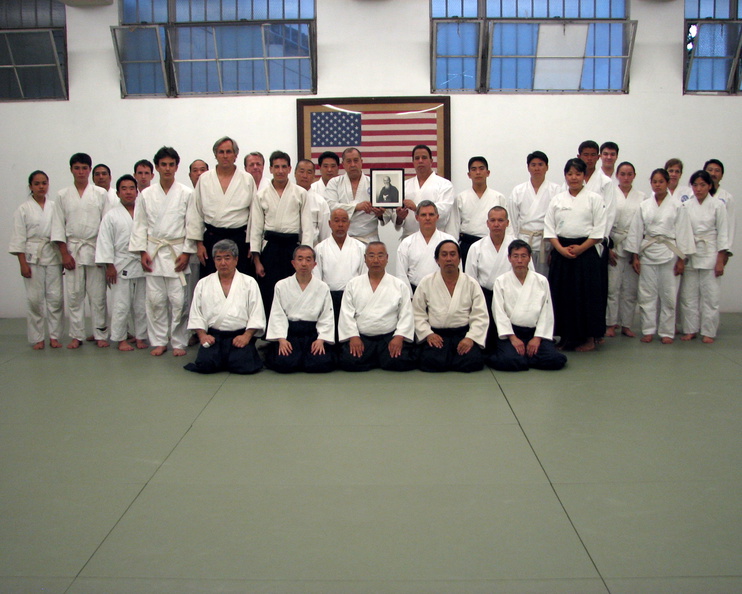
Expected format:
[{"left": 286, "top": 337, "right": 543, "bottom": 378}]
[
  {"left": 338, "top": 242, "right": 416, "bottom": 371},
  {"left": 488, "top": 240, "right": 567, "bottom": 371},
  {"left": 265, "top": 245, "right": 335, "bottom": 373},
  {"left": 413, "top": 240, "right": 489, "bottom": 372},
  {"left": 185, "top": 239, "right": 265, "bottom": 374}
]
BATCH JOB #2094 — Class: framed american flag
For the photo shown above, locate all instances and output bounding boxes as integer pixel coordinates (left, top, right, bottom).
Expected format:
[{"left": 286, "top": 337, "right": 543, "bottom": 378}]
[{"left": 297, "top": 96, "right": 451, "bottom": 179}]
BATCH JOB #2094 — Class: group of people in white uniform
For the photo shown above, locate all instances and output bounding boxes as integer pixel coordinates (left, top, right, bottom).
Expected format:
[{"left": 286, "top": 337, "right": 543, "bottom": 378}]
[{"left": 8, "top": 137, "right": 734, "bottom": 373}]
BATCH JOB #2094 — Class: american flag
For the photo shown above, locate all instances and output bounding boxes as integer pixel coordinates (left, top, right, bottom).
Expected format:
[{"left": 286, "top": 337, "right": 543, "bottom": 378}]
[{"left": 309, "top": 108, "right": 441, "bottom": 177}]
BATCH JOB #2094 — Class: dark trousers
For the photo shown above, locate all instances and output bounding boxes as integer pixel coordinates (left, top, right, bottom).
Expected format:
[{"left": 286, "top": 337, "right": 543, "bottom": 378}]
[
  {"left": 480, "top": 287, "right": 498, "bottom": 352},
  {"left": 201, "top": 224, "right": 253, "bottom": 278},
  {"left": 330, "top": 290, "right": 343, "bottom": 343},
  {"left": 459, "top": 232, "right": 480, "bottom": 269},
  {"left": 487, "top": 325, "right": 567, "bottom": 372},
  {"left": 264, "top": 320, "right": 335, "bottom": 374},
  {"left": 258, "top": 231, "right": 299, "bottom": 318},
  {"left": 184, "top": 328, "right": 263, "bottom": 375},
  {"left": 418, "top": 326, "right": 483, "bottom": 373},
  {"left": 339, "top": 332, "right": 417, "bottom": 372}
]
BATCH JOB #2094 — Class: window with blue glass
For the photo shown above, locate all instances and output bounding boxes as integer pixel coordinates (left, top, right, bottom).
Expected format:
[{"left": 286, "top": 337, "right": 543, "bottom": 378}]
[
  {"left": 685, "top": 0, "right": 742, "bottom": 93},
  {"left": 112, "top": 0, "right": 315, "bottom": 97},
  {"left": 0, "top": 0, "right": 67, "bottom": 101},
  {"left": 431, "top": 0, "right": 637, "bottom": 93}
]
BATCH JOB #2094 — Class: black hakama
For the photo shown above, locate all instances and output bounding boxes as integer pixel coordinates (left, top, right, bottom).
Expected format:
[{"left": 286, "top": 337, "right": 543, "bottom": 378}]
[
  {"left": 418, "top": 325, "right": 484, "bottom": 373},
  {"left": 339, "top": 332, "right": 417, "bottom": 372},
  {"left": 258, "top": 230, "right": 299, "bottom": 318},
  {"left": 200, "top": 223, "right": 254, "bottom": 278},
  {"left": 184, "top": 328, "right": 263, "bottom": 374},
  {"left": 264, "top": 320, "right": 335, "bottom": 374},
  {"left": 487, "top": 325, "right": 567, "bottom": 372}
]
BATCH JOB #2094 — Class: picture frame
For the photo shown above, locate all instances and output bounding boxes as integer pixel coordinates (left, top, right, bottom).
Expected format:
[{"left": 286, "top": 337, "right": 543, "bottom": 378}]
[
  {"left": 370, "top": 168, "right": 404, "bottom": 208},
  {"left": 297, "top": 96, "right": 451, "bottom": 179}
]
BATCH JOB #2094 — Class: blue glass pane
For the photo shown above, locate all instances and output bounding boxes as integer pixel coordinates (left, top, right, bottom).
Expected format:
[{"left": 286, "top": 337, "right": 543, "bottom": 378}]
[
  {"left": 122, "top": 0, "right": 167, "bottom": 24},
  {"left": 171, "top": 27, "right": 217, "bottom": 59},
  {"left": 581, "top": 57, "right": 623, "bottom": 89},
  {"left": 435, "top": 57, "right": 477, "bottom": 89},
  {"left": 16, "top": 65, "right": 64, "bottom": 98},
  {"left": 217, "top": 25, "right": 263, "bottom": 58},
  {"left": 687, "top": 57, "right": 731, "bottom": 90},
  {"left": 436, "top": 23, "right": 479, "bottom": 56},
  {"left": 610, "top": 0, "right": 626, "bottom": 18},
  {"left": 433, "top": 0, "right": 478, "bottom": 18},
  {"left": 251, "top": 0, "right": 269, "bottom": 18},
  {"left": 491, "top": 23, "right": 537, "bottom": 56},
  {"left": 266, "top": 23, "right": 311, "bottom": 57},
  {"left": 6, "top": 32, "right": 57, "bottom": 65},
  {"left": 0, "top": 69, "right": 22, "bottom": 98},
  {"left": 123, "top": 62, "right": 167, "bottom": 94},
  {"left": 115, "top": 27, "right": 165, "bottom": 62},
  {"left": 490, "top": 57, "right": 534, "bottom": 89},
  {"left": 176, "top": 60, "right": 220, "bottom": 92},
  {"left": 693, "top": 22, "right": 740, "bottom": 57},
  {"left": 268, "top": 57, "right": 311, "bottom": 90},
  {"left": 221, "top": 59, "right": 267, "bottom": 91}
]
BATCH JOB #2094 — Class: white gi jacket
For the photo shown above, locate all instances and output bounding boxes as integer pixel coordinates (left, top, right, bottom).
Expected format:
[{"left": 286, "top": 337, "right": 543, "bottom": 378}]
[
  {"left": 51, "top": 184, "right": 109, "bottom": 266},
  {"left": 446, "top": 187, "right": 506, "bottom": 238},
  {"left": 324, "top": 174, "right": 380, "bottom": 242},
  {"left": 507, "top": 179, "right": 562, "bottom": 253},
  {"left": 313, "top": 236, "right": 367, "bottom": 291},
  {"left": 493, "top": 270, "right": 555, "bottom": 340},
  {"left": 412, "top": 271, "right": 489, "bottom": 348},
  {"left": 396, "top": 229, "right": 456, "bottom": 291},
  {"left": 684, "top": 196, "right": 730, "bottom": 269},
  {"left": 95, "top": 204, "right": 143, "bottom": 279},
  {"left": 611, "top": 188, "right": 647, "bottom": 258},
  {"left": 9, "top": 197, "right": 61, "bottom": 265},
  {"left": 250, "top": 180, "right": 313, "bottom": 250},
  {"left": 129, "top": 182, "right": 196, "bottom": 278},
  {"left": 338, "top": 273, "right": 414, "bottom": 341},
  {"left": 399, "top": 173, "right": 455, "bottom": 239},
  {"left": 464, "top": 231, "right": 521, "bottom": 291},
  {"left": 188, "top": 272, "right": 265, "bottom": 334},
  {"left": 266, "top": 275, "right": 335, "bottom": 343},
  {"left": 186, "top": 168, "right": 255, "bottom": 241}
]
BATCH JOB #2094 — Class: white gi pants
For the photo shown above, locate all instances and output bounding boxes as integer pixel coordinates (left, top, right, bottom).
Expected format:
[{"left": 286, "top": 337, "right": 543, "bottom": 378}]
[
  {"left": 64, "top": 264, "right": 108, "bottom": 341},
  {"left": 679, "top": 267, "right": 720, "bottom": 337},
  {"left": 637, "top": 261, "right": 679, "bottom": 338},
  {"left": 145, "top": 275, "right": 188, "bottom": 349},
  {"left": 24, "top": 263, "right": 64, "bottom": 344},
  {"left": 110, "top": 277, "right": 147, "bottom": 342},
  {"left": 606, "top": 254, "right": 639, "bottom": 328}
]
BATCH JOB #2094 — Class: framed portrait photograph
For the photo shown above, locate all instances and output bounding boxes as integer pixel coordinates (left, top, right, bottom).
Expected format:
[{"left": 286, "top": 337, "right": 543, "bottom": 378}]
[{"left": 371, "top": 168, "right": 404, "bottom": 208}]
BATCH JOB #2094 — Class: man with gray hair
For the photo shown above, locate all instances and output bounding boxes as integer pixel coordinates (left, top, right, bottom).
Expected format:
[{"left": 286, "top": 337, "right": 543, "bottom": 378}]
[
  {"left": 185, "top": 239, "right": 265, "bottom": 374},
  {"left": 245, "top": 151, "right": 271, "bottom": 193},
  {"left": 186, "top": 136, "right": 256, "bottom": 278},
  {"left": 395, "top": 200, "right": 456, "bottom": 294}
]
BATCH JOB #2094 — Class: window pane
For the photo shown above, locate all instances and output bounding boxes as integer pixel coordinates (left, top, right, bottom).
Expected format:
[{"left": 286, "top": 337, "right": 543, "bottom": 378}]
[
  {"left": 685, "top": 22, "right": 741, "bottom": 91},
  {"left": 432, "top": 0, "right": 478, "bottom": 18},
  {"left": 0, "top": 68, "right": 22, "bottom": 98},
  {"left": 436, "top": 57, "right": 478, "bottom": 89},
  {"left": 436, "top": 22, "right": 479, "bottom": 55},
  {"left": 6, "top": 31, "right": 58, "bottom": 65},
  {"left": 17, "top": 64, "right": 64, "bottom": 98},
  {"left": 123, "top": 0, "right": 168, "bottom": 24},
  {"left": 113, "top": 26, "right": 167, "bottom": 95},
  {"left": 0, "top": 0, "right": 66, "bottom": 28}
]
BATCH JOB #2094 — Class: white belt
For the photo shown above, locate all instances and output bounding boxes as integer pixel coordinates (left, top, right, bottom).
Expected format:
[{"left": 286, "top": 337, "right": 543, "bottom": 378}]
[
  {"left": 67, "top": 237, "right": 97, "bottom": 261},
  {"left": 611, "top": 227, "right": 630, "bottom": 252},
  {"left": 150, "top": 236, "right": 187, "bottom": 286},
  {"left": 521, "top": 229, "right": 546, "bottom": 262},
  {"left": 694, "top": 233, "right": 716, "bottom": 251},
  {"left": 640, "top": 235, "right": 685, "bottom": 259}
]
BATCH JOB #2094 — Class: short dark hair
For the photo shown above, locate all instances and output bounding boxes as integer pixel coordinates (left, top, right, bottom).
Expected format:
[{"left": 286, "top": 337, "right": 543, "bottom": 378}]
[
  {"left": 600, "top": 141, "right": 619, "bottom": 154},
  {"left": 508, "top": 239, "right": 532, "bottom": 256},
  {"left": 564, "top": 158, "right": 587, "bottom": 175},
  {"left": 434, "top": 239, "right": 460, "bottom": 260},
  {"left": 28, "top": 170, "right": 48, "bottom": 185},
  {"left": 292, "top": 244, "right": 316, "bottom": 260},
  {"left": 153, "top": 146, "right": 180, "bottom": 166},
  {"left": 134, "top": 159, "right": 153, "bottom": 174},
  {"left": 468, "top": 156, "right": 488, "bottom": 170},
  {"left": 318, "top": 151, "right": 340, "bottom": 166},
  {"left": 578, "top": 140, "right": 599, "bottom": 154},
  {"left": 704, "top": 159, "right": 724, "bottom": 175},
  {"left": 616, "top": 161, "right": 635, "bottom": 175},
  {"left": 650, "top": 168, "right": 670, "bottom": 183},
  {"left": 269, "top": 150, "right": 291, "bottom": 167},
  {"left": 412, "top": 144, "right": 432, "bottom": 160},
  {"left": 296, "top": 159, "right": 315, "bottom": 169},
  {"left": 488, "top": 205, "right": 508, "bottom": 219},
  {"left": 527, "top": 151, "right": 549, "bottom": 166},
  {"left": 69, "top": 153, "right": 92, "bottom": 168},
  {"left": 690, "top": 170, "right": 713, "bottom": 187},
  {"left": 116, "top": 174, "right": 137, "bottom": 193},
  {"left": 93, "top": 163, "right": 111, "bottom": 176}
]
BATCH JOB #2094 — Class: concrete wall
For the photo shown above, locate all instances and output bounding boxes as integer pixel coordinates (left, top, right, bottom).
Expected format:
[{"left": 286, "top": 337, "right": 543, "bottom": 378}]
[{"left": 1, "top": 0, "right": 739, "bottom": 316}]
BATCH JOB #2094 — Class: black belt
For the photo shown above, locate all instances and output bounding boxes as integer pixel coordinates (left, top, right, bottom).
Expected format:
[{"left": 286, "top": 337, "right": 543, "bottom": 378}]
[{"left": 264, "top": 231, "right": 300, "bottom": 244}]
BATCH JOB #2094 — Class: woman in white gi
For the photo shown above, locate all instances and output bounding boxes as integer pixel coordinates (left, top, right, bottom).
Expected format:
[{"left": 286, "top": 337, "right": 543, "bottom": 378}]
[
  {"left": 265, "top": 245, "right": 335, "bottom": 373},
  {"left": 185, "top": 239, "right": 265, "bottom": 374},
  {"left": 624, "top": 169, "right": 695, "bottom": 344},
  {"left": 606, "top": 162, "right": 646, "bottom": 338},
  {"left": 665, "top": 158, "right": 693, "bottom": 203},
  {"left": 544, "top": 159, "right": 607, "bottom": 352},
  {"left": 8, "top": 171, "right": 63, "bottom": 349},
  {"left": 678, "top": 170, "right": 729, "bottom": 343}
]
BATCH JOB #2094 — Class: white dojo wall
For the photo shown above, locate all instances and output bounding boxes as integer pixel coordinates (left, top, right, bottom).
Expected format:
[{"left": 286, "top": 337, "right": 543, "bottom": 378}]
[{"left": 1, "top": 0, "right": 739, "bottom": 317}]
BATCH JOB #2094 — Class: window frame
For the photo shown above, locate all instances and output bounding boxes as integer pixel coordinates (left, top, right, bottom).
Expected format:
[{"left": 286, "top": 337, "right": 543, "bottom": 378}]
[
  {"left": 683, "top": 19, "right": 742, "bottom": 94},
  {"left": 113, "top": 0, "right": 316, "bottom": 98},
  {"left": 430, "top": 1, "right": 637, "bottom": 94}
]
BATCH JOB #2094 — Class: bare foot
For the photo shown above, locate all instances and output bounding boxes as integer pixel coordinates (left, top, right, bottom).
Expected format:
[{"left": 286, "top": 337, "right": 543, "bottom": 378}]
[
  {"left": 50, "top": 339, "right": 62, "bottom": 348},
  {"left": 86, "top": 334, "right": 95, "bottom": 342},
  {"left": 701, "top": 335, "right": 715, "bottom": 344},
  {"left": 135, "top": 339, "right": 148, "bottom": 349},
  {"left": 118, "top": 340, "right": 135, "bottom": 351},
  {"left": 680, "top": 333, "right": 696, "bottom": 341},
  {"left": 32, "top": 341, "right": 45, "bottom": 350},
  {"left": 596, "top": 338, "right": 605, "bottom": 345},
  {"left": 96, "top": 340, "right": 110, "bottom": 348},
  {"left": 150, "top": 345, "right": 167, "bottom": 356},
  {"left": 605, "top": 325, "right": 617, "bottom": 337},
  {"left": 660, "top": 337, "right": 674, "bottom": 344},
  {"left": 575, "top": 338, "right": 596, "bottom": 352},
  {"left": 67, "top": 339, "right": 82, "bottom": 349},
  {"left": 173, "top": 348, "right": 187, "bottom": 357},
  {"left": 621, "top": 327, "right": 635, "bottom": 338},
  {"left": 640, "top": 335, "right": 653, "bottom": 343},
  {"left": 188, "top": 334, "right": 200, "bottom": 346}
]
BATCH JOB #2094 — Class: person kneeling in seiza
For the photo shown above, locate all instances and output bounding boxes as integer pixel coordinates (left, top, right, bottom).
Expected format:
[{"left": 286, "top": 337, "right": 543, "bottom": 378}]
[
  {"left": 264, "top": 245, "right": 335, "bottom": 373},
  {"left": 184, "top": 239, "right": 265, "bottom": 374},
  {"left": 413, "top": 240, "right": 489, "bottom": 372},
  {"left": 488, "top": 240, "right": 566, "bottom": 371},
  {"left": 338, "top": 241, "right": 417, "bottom": 371}
]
